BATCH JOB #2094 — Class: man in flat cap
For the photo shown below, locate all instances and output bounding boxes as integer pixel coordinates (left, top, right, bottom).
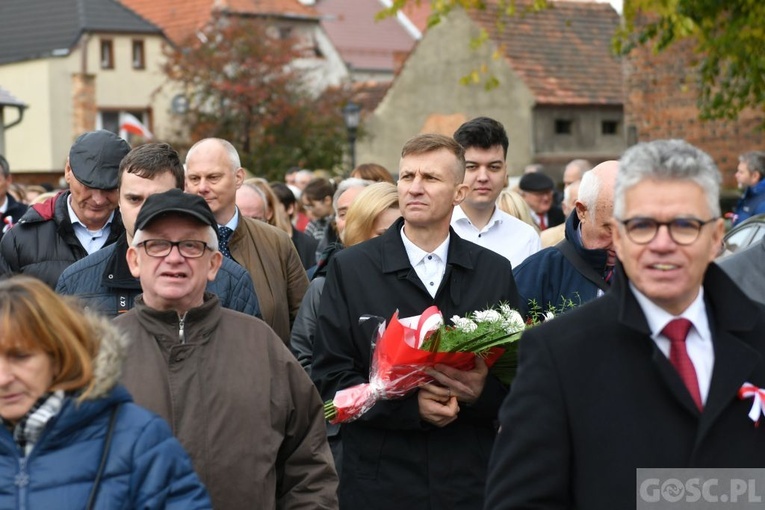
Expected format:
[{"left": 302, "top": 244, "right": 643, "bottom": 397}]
[
  {"left": 519, "top": 172, "right": 565, "bottom": 230},
  {"left": 0, "top": 130, "right": 129, "bottom": 287}
]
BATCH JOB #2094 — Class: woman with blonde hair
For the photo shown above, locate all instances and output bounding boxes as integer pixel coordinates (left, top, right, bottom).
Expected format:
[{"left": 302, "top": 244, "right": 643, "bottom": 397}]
[
  {"left": 497, "top": 188, "right": 540, "bottom": 233},
  {"left": 290, "top": 182, "right": 400, "bottom": 477},
  {"left": 0, "top": 277, "right": 209, "bottom": 509},
  {"left": 342, "top": 182, "right": 400, "bottom": 246}
]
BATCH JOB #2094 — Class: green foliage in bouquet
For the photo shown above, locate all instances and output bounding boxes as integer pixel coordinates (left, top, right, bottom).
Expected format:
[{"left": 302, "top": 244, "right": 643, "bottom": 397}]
[{"left": 422, "top": 298, "right": 578, "bottom": 385}]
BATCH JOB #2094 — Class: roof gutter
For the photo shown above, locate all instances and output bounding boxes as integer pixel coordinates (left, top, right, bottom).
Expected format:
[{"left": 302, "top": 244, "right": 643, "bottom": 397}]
[{"left": 3, "top": 104, "right": 27, "bottom": 130}]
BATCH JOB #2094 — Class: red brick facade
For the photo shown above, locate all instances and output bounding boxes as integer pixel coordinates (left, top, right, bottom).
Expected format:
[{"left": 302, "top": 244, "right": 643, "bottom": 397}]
[{"left": 624, "top": 38, "right": 765, "bottom": 189}]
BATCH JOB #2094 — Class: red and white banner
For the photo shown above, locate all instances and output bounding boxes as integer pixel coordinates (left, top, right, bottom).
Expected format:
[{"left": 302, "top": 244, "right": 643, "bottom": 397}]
[{"left": 119, "top": 112, "right": 153, "bottom": 140}]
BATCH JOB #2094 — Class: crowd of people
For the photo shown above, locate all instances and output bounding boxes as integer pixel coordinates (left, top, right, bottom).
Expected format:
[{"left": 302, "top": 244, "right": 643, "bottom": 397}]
[{"left": 0, "top": 117, "right": 764, "bottom": 510}]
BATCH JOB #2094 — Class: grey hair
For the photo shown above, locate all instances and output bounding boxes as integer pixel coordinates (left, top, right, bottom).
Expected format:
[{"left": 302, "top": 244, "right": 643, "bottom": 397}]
[
  {"left": 240, "top": 181, "right": 269, "bottom": 212},
  {"left": 739, "top": 151, "right": 765, "bottom": 180},
  {"left": 133, "top": 224, "right": 219, "bottom": 252},
  {"left": 575, "top": 169, "right": 599, "bottom": 210},
  {"left": 615, "top": 139, "right": 720, "bottom": 219},
  {"left": 185, "top": 138, "right": 241, "bottom": 172},
  {"left": 333, "top": 177, "right": 373, "bottom": 213}
]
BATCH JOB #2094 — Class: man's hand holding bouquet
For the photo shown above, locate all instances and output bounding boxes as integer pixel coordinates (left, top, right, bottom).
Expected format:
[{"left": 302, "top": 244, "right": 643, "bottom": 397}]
[{"left": 324, "top": 303, "right": 536, "bottom": 424}]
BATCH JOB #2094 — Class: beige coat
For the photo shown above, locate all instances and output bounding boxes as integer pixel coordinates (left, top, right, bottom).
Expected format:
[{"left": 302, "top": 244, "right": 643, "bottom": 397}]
[
  {"left": 116, "top": 295, "right": 338, "bottom": 510},
  {"left": 230, "top": 214, "right": 308, "bottom": 343}
]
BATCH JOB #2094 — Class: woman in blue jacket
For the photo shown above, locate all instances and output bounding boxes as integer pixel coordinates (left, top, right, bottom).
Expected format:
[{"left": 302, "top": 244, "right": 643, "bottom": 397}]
[{"left": 0, "top": 276, "right": 211, "bottom": 509}]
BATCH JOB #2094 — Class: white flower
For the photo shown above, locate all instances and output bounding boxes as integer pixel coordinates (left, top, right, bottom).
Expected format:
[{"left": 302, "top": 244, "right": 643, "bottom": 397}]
[
  {"left": 473, "top": 309, "right": 502, "bottom": 324},
  {"left": 503, "top": 309, "right": 526, "bottom": 331},
  {"left": 451, "top": 316, "right": 478, "bottom": 333},
  {"left": 544, "top": 311, "right": 556, "bottom": 322}
]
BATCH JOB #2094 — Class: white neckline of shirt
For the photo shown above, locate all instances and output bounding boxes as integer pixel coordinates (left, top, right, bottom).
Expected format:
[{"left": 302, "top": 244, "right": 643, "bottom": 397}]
[
  {"left": 67, "top": 194, "right": 114, "bottom": 234},
  {"left": 219, "top": 207, "right": 239, "bottom": 231},
  {"left": 452, "top": 205, "right": 502, "bottom": 232},
  {"left": 400, "top": 226, "right": 450, "bottom": 267}
]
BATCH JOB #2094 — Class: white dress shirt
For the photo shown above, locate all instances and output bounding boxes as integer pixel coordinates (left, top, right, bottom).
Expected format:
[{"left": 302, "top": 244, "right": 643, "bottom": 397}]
[
  {"left": 400, "top": 227, "right": 449, "bottom": 298},
  {"left": 68, "top": 196, "right": 114, "bottom": 255},
  {"left": 631, "top": 284, "right": 715, "bottom": 404},
  {"left": 451, "top": 205, "right": 541, "bottom": 268}
]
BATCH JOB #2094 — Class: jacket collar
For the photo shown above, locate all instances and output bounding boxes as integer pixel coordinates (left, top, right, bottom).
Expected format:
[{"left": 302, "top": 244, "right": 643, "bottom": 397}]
[
  {"left": 379, "top": 216, "right": 474, "bottom": 274},
  {"left": 563, "top": 210, "right": 609, "bottom": 272},
  {"left": 134, "top": 292, "right": 223, "bottom": 345},
  {"left": 612, "top": 262, "right": 762, "bottom": 420},
  {"left": 102, "top": 234, "right": 141, "bottom": 289}
]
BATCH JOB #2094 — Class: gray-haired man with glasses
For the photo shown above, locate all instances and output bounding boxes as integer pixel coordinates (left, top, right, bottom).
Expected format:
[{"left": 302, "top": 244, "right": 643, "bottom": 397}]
[
  {"left": 115, "top": 188, "right": 339, "bottom": 509},
  {"left": 486, "top": 139, "right": 765, "bottom": 509}
]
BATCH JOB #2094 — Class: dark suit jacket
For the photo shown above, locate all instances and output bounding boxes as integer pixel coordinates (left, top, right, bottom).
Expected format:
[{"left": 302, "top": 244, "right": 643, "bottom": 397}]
[
  {"left": 0, "top": 193, "right": 26, "bottom": 239},
  {"left": 312, "top": 217, "right": 520, "bottom": 510},
  {"left": 485, "top": 264, "right": 765, "bottom": 510}
]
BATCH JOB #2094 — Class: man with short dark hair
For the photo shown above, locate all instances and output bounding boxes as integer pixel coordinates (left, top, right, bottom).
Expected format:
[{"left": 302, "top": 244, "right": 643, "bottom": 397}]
[
  {"left": 0, "top": 154, "right": 27, "bottom": 238},
  {"left": 0, "top": 130, "right": 128, "bottom": 287},
  {"left": 56, "top": 143, "right": 260, "bottom": 317},
  {"left": 518, "top": 172, "right": 565, "bottom": 230},
  {"left": 312, "top": 134, "right": 520, "bottom": 510},
  {"left": 451, "top": 117, "right": 540, "bottom": 267},
  {"left": 732, "top": 150, "right": 765, "bottom": 225},
  {"left": 486, "top": 139, "right": 765, "bottom": 509},
  {"left": 116, "top": 189, "right": 337, "bottom": 509}
]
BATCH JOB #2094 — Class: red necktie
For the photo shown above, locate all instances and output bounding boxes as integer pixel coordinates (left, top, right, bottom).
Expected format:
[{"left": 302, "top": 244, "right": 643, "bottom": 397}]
[
  {"left": 661, "top": 318, "right": 703, "bottom": 411},
  {"left": 538, "top": 215, "right": 546, "bottom": 230}
]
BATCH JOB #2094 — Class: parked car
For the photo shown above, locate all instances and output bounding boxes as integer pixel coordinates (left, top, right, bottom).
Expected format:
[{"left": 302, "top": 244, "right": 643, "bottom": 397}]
[{"left": 720, "top": 213, "right": 765, "bottom": 257}]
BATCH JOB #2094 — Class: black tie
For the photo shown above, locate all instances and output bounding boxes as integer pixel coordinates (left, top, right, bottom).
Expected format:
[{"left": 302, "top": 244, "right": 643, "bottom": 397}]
[{"left": 218, "top": 226, "right": 234, "bottom": 259}]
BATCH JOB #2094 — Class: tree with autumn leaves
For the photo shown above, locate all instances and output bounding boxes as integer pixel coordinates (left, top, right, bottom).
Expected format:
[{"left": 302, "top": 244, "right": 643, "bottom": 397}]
[{"left": 164, "top": 13, "right": 350, "bottom": 180}]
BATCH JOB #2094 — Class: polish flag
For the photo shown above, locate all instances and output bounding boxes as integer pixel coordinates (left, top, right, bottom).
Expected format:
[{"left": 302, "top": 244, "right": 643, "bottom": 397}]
[{"left": 119, "top": 112, "right": 153, "bottom": 140}]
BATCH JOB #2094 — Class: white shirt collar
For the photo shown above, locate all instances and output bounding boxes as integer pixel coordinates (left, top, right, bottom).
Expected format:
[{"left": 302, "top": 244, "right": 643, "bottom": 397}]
[
  {"left": 220, "top": 206, "right": 239, "bottom": 231},
  {"left": 400, "top": 226, "right": 450, "bottom": 266},
  {"left": 630, "top": 282, "right": 708, "bottom": 340},
  {"left": 67, "top": 193, "right": 114, "bottom": 231},
  {"left": 451, "top": 205, "right": 503, "bottom": 231}
]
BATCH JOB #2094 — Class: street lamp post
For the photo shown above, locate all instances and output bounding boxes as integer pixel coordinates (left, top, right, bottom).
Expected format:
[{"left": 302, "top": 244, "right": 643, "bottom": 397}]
[{"left": 342, "top": 102, "right": 360, "bottom": 171}]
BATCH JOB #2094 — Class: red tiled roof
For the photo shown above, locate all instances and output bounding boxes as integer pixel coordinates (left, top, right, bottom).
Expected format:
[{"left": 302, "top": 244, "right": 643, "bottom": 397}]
[
  {"left": 467, "top": 0, "right": 622, "bottom": 105},
  {"left": 350, "top": 80, "right": 392, "bottom": 114},
  {"left": 316, "top": 0, "right": 417, "bottom": 72},
  {"left": 400, "top": 1, "right": 431, "bottom": 33},
  {"left": 120, "top": 0, "right": 318, "bottom": 45},
  {"left": 223, "top": 0, "right": 318, "bottom": 18}
]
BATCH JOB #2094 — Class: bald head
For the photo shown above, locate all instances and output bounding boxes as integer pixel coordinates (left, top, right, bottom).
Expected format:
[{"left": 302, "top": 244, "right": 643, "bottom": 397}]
[{"left": 576, "top": 160, "right": 619, "bottom": 264}]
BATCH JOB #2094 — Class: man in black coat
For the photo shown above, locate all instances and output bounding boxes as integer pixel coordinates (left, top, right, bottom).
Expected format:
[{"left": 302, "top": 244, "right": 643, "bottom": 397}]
[
  {"left": 485, "top": 139, "right": 765, "bottom": 509},
  {"left": 0, "top": 130, "right": 128, "bottom": 287},
  {"left": 0, "top": 154, "right": 27, "bottom": 238},
  {"left": 312, "top": 134, "right": 520, "bottom": 510}
]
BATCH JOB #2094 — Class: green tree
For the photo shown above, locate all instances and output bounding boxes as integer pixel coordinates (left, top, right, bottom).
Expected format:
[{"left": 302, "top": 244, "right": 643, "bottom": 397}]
[
  {"left": 616, "top": 0, "right": 765, "bottom": 121},
  {"left": 164, "top": 13, "right": 349, "bottom": 180},
  {"left": 382, "top": 0, "right": 765, "bottom": 121}
]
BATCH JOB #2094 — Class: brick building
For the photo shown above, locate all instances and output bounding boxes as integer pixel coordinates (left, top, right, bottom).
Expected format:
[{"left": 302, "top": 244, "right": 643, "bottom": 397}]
[{"left": 624, "top": 36, "right": 765, "bottom": 191}]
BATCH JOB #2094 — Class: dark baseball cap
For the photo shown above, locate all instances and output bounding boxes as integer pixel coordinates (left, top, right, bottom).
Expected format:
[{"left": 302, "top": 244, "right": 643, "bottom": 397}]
[
  {"left": 135, "top": 188, "right": 218, "bottom": 232},
  {"left": 68, "top": 130, "right": 130, "bottom": 189},
  {"left": 519, "top": 172, "right": 555, "bottom": 192}
]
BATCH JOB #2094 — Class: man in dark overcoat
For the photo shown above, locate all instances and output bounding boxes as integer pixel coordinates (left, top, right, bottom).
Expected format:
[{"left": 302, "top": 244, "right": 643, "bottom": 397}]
[
  {"left": 485, "top": 139, "right": 765, "bottom": 509},
  {"left": 312, "top": 134, "right": 520, "bottom": 510}
]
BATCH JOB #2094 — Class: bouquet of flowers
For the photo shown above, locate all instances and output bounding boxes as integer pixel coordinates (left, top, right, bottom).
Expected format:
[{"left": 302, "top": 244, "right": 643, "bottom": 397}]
[{"left": 324, "top": 303, "right": 528, "bottom": 424}]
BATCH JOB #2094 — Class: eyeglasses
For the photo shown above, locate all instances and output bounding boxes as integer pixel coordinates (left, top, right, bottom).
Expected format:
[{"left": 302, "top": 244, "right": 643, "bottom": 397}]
[
  {"left": 137, "top": 239, "right": 210, "bottom": 258},
  {"left": 617, "top": 217, "right": 718, "bottom": 245}
]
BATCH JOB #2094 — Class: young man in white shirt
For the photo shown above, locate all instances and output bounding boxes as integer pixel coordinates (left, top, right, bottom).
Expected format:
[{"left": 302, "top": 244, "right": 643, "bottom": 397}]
[{"left": 450, "top": 117, "right": 540, "bottom": 268}]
